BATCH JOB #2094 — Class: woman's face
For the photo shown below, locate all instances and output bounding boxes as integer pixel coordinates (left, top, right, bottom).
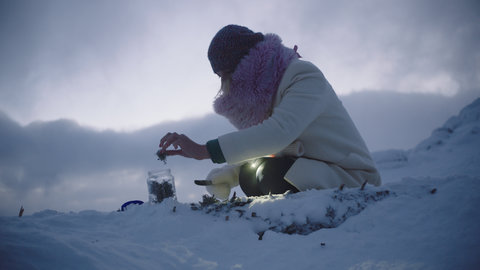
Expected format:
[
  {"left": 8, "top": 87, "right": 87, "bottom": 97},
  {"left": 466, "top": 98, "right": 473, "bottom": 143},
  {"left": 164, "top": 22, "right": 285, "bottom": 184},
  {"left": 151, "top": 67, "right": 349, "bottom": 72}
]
[{"left": 217, "top": 71, "right": 231, "bottom": 94}]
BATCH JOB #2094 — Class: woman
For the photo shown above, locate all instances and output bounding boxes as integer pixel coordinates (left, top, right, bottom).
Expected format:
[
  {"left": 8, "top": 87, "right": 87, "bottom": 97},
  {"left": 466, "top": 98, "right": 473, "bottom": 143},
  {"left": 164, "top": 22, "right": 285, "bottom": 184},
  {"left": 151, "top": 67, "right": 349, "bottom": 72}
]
[{"left": 159, "top": 25, "right": 381, "bottom": 200}]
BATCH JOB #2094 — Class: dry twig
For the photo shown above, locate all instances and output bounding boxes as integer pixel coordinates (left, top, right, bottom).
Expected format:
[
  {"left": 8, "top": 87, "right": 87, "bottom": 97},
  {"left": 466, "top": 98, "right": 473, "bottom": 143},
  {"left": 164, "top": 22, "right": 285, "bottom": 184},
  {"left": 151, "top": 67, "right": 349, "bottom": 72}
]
[{"left": 360, "top": 181, "right": 368, "bottom": 190}]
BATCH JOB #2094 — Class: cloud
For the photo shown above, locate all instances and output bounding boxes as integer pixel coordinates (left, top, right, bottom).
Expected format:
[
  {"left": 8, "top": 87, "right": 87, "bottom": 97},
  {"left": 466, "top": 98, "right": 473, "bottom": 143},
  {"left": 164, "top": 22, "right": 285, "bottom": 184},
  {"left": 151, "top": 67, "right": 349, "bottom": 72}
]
[
  {"left": 0, "top": 111, "right": 235, "bottom": 215},
  {"left": 288, "top": 0, "right": 480, "bottom": 95},
  {"left": 0, "top": 0, "right": 221, "bottom": 129},
  {"left": 1, "top": 0, "right": 478, "bottom": 131}
]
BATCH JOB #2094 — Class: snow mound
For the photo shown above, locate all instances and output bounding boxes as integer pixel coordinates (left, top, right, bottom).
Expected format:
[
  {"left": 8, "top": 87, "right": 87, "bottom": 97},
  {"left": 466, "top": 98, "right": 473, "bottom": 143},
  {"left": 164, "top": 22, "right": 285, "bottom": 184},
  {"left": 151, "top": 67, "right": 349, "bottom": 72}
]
[{"left": 190, "top": 185, "right": 391, "bottom": 237}]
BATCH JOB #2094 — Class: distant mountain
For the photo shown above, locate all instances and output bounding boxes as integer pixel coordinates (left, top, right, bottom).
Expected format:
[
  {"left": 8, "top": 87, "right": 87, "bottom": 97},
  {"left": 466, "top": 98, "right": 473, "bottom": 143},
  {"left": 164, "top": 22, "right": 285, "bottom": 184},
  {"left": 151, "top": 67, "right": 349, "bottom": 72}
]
[
  {"left": 414, "top": 97, "right": 480, "bottom": 152},
  {"left": 372, "top": 98, "right": 480, "bottom": 182}
]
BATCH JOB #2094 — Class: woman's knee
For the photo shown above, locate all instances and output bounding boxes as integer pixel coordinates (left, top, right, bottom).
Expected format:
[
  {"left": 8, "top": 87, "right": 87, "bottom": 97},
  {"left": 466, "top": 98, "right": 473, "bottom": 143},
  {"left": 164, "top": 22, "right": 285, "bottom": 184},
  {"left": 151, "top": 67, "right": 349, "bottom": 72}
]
[{"left": 239, "top": 157, "right": 298, "bottom": 196}]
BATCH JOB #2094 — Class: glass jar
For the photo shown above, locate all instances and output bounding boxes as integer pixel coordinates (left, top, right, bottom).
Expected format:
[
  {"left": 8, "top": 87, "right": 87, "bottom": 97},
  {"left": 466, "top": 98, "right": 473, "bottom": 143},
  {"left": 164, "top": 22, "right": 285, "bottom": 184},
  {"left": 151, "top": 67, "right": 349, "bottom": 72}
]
[{"left": 146, "top": 168, "right": 176, "bottom": 203}]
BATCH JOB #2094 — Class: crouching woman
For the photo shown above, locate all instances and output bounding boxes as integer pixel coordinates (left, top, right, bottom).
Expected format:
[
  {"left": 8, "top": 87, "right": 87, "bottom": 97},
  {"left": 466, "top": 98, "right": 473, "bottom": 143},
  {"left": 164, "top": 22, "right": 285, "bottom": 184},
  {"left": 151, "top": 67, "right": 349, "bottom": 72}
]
[{"left": 159, "top": 25, "right": 381, "bottom": 200}]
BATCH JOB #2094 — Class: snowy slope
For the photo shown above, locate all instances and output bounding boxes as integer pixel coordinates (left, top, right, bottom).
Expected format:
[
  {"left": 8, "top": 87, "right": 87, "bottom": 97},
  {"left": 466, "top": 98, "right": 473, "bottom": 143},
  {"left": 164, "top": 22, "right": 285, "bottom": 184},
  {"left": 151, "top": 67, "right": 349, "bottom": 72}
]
[
  {"left": 1, "top": 98, "right": 479, "bottom": 270},
  {"left": 373, "top": 97, "right": 480, "bottom": 182}
]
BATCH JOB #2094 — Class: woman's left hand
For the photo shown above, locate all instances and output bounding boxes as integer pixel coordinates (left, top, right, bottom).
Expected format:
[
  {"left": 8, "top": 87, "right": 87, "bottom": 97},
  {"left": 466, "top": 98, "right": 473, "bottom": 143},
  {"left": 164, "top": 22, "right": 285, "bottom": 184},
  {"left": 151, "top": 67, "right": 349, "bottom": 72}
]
[{"left": 159, "top": 132, "right": 210, "bottom": 160}]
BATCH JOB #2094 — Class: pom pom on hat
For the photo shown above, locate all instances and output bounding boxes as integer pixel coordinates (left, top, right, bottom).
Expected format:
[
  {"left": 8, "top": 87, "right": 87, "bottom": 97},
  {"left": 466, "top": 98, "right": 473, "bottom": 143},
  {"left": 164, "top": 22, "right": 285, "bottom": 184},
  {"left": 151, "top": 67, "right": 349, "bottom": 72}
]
[{"left": 208, "top": 25, "right": 264, "bottom": 74}]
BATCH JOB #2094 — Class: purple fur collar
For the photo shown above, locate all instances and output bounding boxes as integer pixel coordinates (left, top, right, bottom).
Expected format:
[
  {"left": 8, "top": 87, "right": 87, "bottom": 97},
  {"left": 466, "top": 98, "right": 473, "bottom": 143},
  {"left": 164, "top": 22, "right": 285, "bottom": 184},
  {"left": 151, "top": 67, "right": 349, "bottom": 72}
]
[{"left": 213, "top": 34, "right": 299, "bottom": 130}]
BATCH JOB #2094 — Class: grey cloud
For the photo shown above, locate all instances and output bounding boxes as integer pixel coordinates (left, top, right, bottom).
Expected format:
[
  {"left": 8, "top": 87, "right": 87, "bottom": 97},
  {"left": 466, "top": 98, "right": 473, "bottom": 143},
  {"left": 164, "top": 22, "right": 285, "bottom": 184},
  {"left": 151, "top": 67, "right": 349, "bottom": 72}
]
[
  {"left": 1, "top": 0, "right": 479, "bottom": 128},
  {"left": 0, "top": 0, "right": 170, "bottom": 120},
  {"left": 0, "top": 111, "right": 235, "bottom": 215},
  {"left": 0, "top": 0, "right": 225, "bottom": 126},
  {"left": 292, "top": 0, "right": 480, "bottom": 93}
]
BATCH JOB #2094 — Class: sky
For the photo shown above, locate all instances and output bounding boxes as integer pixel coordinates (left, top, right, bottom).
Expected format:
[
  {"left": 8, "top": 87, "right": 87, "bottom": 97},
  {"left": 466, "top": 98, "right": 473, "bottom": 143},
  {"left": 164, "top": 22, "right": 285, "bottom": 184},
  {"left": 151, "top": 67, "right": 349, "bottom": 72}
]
[
  {"left": 1, "top": 0, "right": 479, "bottom": 130},
  {"left": 0, "top": 0, "right": 479, "bottom": 215}
]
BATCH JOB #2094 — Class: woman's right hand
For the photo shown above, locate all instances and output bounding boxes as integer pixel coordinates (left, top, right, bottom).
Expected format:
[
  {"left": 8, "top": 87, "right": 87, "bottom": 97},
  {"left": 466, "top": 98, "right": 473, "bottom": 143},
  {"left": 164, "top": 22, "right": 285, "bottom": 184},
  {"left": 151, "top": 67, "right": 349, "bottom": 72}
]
[{"left": 158, "top": 132, "right": 210, "bottom": 160}]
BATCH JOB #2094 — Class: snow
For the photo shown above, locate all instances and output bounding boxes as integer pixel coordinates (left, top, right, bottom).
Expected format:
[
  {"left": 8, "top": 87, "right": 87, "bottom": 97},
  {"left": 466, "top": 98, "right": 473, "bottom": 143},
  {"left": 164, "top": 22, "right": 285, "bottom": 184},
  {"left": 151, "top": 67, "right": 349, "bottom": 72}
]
[{"left": 1, "top": 98, "right": 480, "bottom": 270}]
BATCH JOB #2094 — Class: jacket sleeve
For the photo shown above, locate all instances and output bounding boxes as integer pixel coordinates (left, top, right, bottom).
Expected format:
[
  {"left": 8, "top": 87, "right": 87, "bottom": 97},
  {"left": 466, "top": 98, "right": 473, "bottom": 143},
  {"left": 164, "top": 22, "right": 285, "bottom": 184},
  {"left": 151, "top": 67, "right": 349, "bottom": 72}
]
[{"left": 218, "top": 61, "right": 335, "bottom": 164}]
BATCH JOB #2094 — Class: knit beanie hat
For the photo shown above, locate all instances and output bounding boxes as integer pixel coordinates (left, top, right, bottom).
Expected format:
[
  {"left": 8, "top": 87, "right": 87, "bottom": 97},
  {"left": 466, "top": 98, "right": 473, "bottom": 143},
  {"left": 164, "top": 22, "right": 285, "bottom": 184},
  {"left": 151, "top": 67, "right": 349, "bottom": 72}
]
[{"left": 208, "top": 25, "right": 264, "bottom": 74}]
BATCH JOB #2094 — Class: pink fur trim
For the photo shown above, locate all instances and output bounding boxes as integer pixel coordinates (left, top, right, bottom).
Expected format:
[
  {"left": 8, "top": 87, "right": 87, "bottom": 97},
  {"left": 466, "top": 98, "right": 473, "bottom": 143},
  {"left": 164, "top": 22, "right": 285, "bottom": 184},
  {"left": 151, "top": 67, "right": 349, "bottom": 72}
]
[{"left": 213, "top": 34, "right": 299, "bottom": 130}]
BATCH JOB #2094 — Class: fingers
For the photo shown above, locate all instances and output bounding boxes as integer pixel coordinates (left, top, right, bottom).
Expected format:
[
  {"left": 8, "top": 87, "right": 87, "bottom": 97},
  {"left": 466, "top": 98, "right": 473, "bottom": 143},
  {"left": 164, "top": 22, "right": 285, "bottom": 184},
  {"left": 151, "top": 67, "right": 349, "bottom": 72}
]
[
  {"left": 164, "top": 149, "right": 184, "bottom": 156},
  {"left": 158, "top": 132, "right": 208, "bottom": 160},
  {"left": 159, "top": 132, "right": 175, "bottom": 149},
  {"left": 159, "top": 132, "right": 189, "bottom": 154},
  {"left": 159, "top": 132, "right": 178, "bottom": 151}
]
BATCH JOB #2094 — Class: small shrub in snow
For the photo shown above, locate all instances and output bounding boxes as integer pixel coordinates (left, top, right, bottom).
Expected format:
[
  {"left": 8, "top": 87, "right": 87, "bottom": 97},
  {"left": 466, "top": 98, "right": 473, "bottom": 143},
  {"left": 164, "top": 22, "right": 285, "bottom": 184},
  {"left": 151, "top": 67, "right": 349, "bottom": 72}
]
[{"left": 190, "top": 186, "right": 393, "bottom": 236}]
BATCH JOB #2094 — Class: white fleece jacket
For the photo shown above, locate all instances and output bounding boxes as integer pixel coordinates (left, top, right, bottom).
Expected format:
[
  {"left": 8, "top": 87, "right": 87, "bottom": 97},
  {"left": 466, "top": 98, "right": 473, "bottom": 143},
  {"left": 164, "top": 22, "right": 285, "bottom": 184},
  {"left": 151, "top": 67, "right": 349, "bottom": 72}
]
[{"left": 207, "top": 59, "right": 381, "bottom": 199}]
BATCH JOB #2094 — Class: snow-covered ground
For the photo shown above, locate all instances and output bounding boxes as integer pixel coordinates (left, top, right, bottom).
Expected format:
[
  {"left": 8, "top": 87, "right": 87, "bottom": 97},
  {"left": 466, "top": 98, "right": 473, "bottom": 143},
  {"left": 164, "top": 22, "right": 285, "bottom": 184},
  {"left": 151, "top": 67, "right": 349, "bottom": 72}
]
[{"left": 1, "top": 98, "right": 479, "bottom": 270}]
